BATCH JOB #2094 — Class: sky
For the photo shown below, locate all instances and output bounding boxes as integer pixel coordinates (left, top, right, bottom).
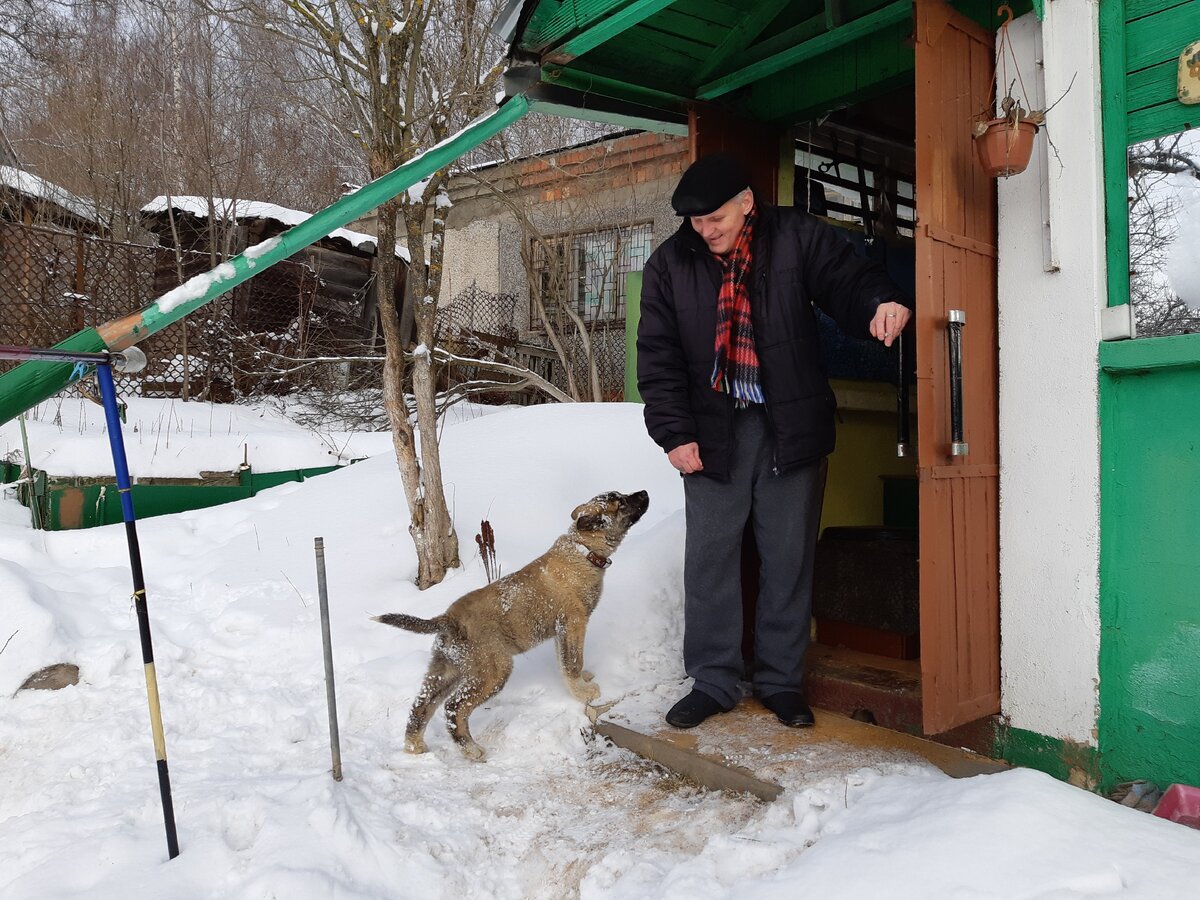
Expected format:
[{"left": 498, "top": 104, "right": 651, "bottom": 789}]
[{"left": 2, "top": 398, "right": 1199, "bottom": 899}]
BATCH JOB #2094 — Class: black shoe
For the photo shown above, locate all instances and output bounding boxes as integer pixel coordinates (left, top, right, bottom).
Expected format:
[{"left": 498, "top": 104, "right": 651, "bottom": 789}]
[
  {"left": 760, "top": 692, "right": 815, "bottom": 728},
  {"left": 665, "top": 690, "right": 727, "bottom": 728}
]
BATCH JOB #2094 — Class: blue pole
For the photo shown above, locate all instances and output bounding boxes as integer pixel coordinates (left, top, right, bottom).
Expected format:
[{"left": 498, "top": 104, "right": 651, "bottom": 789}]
[{"left": 95, "top": 363, "right": 180, "bottom": 859}]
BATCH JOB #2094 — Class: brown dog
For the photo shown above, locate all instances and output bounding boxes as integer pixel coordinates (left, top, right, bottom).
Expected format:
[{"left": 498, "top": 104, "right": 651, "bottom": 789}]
[{"left": 374, "top": 489, "right": 649, "bottom": 760}]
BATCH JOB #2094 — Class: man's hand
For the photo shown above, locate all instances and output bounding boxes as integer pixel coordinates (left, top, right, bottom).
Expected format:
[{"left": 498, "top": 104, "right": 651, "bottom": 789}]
[
  {"left": 869, "top": 301, "right": 911, "bottom": 348},
  {"left": 667, "top": 442, "right": 704, "bottom": 474}
]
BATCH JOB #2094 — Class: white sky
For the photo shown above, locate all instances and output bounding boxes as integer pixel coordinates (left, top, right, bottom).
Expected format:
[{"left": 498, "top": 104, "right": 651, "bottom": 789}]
[{"left": 1, "top": 400, "right": 1199, "bottom": 897}]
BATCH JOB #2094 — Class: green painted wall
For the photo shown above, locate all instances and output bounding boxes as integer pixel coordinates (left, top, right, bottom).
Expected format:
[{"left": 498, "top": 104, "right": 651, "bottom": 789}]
[
  {"left": 1099, "top": 337, "right": 1200, "bottom": 791},
  {"left": 1096, "top": 1, "right": 1200, "bottom": 791},
  {"left": 21, "top": 465, "right": 344, "bottom": 531}
]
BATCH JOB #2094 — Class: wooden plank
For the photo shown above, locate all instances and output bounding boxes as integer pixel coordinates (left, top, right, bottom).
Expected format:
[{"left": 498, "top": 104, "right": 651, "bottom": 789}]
[
  {"left": 1125, "top": 0, "right": 1192, "bottom": 21},
  {"left": 595, "top": 720, "right": 784, "bottom": 801},
  {"left": 1099, "top": 0, "right": 1130, "bottom": 310},
  {"left": 1124, "top": 2, "right": 1200, "bottom": 72},
  {"left": 1126, "top": 58, "right": 1178, "bottom": 112},
  {"left": 915, "top": 0, "right": 1000, "bottom": 736},
  {"left": 651, "top": 7, "right": 730, "bottom": 46},
  {"left": 694, "top": 0, "right": 792, "bottom": 82},
  {"left": 552, "top": 0, "right": 678, "bottom": 61},
  {"left": 1128, "top": 103, "right": 1200, "bottom": 146},
  {"left": 697, "top": 0, "right": 911, "bottom": 99}
]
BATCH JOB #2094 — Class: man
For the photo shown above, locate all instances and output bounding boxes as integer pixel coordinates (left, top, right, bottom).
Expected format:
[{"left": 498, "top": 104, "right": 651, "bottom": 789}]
[{"left": 636, "top": 153, "right": 911, "bottom": 729}]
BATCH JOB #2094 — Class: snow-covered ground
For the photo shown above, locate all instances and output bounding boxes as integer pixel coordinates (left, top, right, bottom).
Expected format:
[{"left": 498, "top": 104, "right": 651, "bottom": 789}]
[{"left": 2, "top": 399, "right": 1198, "bottom": 898}]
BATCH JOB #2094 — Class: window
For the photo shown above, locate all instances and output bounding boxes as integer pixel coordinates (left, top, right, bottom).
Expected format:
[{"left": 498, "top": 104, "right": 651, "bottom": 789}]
[
  {"left": 1127, "top": 128, "right": 1200, "bottom": 338},
  {"left": 530, "top": 222, "right": 652, "bottom": 328}
]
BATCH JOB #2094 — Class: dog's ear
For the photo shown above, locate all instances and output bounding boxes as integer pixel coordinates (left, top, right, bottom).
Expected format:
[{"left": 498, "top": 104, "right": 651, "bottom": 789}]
[{"left": 575, "top": 514, "right": 604, "bottom": 532}]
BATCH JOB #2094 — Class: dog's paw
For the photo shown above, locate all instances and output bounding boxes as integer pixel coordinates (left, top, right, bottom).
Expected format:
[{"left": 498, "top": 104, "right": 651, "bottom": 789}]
[
  {"left": 404, "top": 737, "right": 428, "bottom": 755},
  {"left": 581, "top": 670, "right": 595, "bottom": 682},
  {"left": 459, "top": 742, "right": 487, "bottom": 762},
  {"left": 585, "top": 698, "right": 618, "bottom": 723},
  {"left": 570, "top": 679, "right": 601, "bottom": 702}
]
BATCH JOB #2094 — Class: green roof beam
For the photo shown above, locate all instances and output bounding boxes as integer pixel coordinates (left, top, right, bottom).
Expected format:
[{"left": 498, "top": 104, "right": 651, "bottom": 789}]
[
  {"left": 549, "top": 0, "right": 677, "bottom": 63},
  {"left": 542, "top": 66, "right": 689, "bottom": 110},
  {"left": 694, "top": 0, "right": 792, "bottom": 83},
  {"left": 696, "top": 0, "right": 912, "bottom": 100},
  {"left": 525, "top": 82, "right": 688, "bottom": 135}
]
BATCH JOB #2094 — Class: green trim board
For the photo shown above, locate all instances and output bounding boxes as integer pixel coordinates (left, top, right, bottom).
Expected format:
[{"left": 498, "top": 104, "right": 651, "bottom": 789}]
[
  {"left": 995, "top": 726, "right": 1100, "bottom": 787},
  {"left": 625, "top": 271, "right": 643, "bottom": 403}
]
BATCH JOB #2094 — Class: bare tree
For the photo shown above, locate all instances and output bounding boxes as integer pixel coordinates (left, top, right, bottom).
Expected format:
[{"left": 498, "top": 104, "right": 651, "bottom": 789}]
[
  {"left": 1128, "top": 134, "right": 1200, "bottom": 337},
  {"left": 461, "top": 128, "right": 643, "bottom": 402},
  {"left": 200, "top": 0, "right": 506, "bottom": 587}
]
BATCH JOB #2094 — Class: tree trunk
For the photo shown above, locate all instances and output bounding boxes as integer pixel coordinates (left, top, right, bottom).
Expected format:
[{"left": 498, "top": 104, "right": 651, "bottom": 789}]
[
  {"left": 403, "top": 195, "right": 460, "bottom": 585},
  {"left": 374, "top": 196, "right": 434, "bottom": 585}
]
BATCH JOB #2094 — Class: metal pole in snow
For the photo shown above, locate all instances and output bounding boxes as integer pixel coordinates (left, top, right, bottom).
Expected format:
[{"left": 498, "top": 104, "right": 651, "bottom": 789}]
[
  {"left": 0, "top": 344, "right": 179, "bottom": 858},
  {"left": 314, "top": 537, "right": 343, "bottom": 781},
  {"left": 94, "top": 357, "right": 181, "bottom": 860}
]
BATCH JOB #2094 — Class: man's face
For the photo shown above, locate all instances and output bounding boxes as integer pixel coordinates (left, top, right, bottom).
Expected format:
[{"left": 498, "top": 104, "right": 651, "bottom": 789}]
[{"left": 689, "top": 189, "right": 753, "bottom": 256}]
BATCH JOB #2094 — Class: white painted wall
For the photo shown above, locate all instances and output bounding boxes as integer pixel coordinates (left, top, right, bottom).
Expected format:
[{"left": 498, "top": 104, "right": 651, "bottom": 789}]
[
  {"left": 996, "top": 2, "right": 1104, "bottom": 745},
  {"left": 441, "top": 218, "right": 501, "bottom": 300}
]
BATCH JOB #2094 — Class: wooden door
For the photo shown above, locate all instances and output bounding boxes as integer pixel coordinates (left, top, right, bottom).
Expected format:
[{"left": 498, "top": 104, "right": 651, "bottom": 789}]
[
  {"left": 688, "top": 104, "right": 780, "bottom": 203},
  {"left": 914, "top": 0, "right": 1001, "bottom": 734}
]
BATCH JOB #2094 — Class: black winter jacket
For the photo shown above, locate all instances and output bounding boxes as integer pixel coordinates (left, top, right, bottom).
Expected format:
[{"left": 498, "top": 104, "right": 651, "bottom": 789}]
[{"left": 636, "top": 203, "right": 902, "bottom": 480}]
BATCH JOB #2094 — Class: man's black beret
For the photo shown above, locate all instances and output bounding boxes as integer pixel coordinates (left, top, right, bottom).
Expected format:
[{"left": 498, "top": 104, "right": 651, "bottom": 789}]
[{"left": 671, "top": 154, "right": 752, "bottom": 216}]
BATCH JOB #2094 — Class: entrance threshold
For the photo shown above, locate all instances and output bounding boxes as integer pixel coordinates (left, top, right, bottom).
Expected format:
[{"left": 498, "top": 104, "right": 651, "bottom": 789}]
[{"left": 596, "top": 702, "right": 1008, "bottom": 802}]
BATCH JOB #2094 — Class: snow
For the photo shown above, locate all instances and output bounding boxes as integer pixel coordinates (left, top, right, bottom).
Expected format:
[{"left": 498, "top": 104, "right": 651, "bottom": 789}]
[
  {"left": 157, "top": 261, "right": 237, "bottom": 314},
  {"left": 1, "top": 400, "right": 1198, "bottom": 897},
  {"left": 141, "top": 196, "right": 410, "bottom": 261},
  {"left": 0, "top": 164, "right": 98, "bottom": 224},
  {"left": 1166, "top": 176, "right": 1200, "bottom": 310},
  {"left": 0, "top": 397, "right": 393, "bottom": 477}
]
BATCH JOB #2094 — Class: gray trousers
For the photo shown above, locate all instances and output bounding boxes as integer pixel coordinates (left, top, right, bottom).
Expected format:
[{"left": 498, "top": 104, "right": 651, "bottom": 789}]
[{"left": 682, "top": 406, "right": 826, "bottom": 708}]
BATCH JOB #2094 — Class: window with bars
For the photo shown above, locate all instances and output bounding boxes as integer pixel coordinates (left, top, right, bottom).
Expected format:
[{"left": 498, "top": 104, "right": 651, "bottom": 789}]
[{"left": 530, "top": 221, "right": 652, "bottom": 328}]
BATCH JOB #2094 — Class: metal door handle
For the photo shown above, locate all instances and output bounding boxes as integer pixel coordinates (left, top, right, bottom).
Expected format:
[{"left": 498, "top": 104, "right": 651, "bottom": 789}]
[
  {"left": 896, "top": 330, "right": 910, "bottom": 457},
  {"left": 948, "top": 309, "right": 967, "bottom": 456}
]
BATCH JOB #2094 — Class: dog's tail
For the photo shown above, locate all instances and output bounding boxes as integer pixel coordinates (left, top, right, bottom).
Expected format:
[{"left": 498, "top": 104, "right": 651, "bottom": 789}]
[{"left": 372, "top": 612, "right": 445, "bottom": 634}]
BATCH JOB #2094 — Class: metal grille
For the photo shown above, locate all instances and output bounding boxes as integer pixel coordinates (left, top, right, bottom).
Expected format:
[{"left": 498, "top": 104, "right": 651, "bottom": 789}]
[
  {"left": 0, "top": 222, "right": 380, "bottom": 400},
  {"left": 529, "top": 221, "right": 651, "bottom": 328}
]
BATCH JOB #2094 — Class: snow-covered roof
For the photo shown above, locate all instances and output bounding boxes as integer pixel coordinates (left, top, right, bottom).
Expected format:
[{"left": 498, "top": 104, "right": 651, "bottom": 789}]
[
  {"left": 0, "top": 165, "right": 99, "bottom": 225},
  {"left": 141, "top": 195, "right": 409, "bottom": 261}
]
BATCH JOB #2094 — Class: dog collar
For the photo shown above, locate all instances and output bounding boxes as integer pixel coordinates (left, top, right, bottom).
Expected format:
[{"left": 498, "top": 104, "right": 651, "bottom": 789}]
[{"left": 576, "top": 542, "right": 612, "bottom": 569}]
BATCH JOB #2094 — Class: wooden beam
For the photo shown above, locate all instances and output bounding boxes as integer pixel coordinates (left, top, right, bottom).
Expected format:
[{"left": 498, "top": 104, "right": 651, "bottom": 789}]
[
  {"left": 697, "top": 0, "right": 912, "bottom": 100},
  {"left": 693, "top": 0, "right": 792, "bottom": 83},
  {"left": 548, "top": 0, "right": 677, "bottom": 63},
  {"left": 544, "top": 66, "right": 689, "bottom": 109}
]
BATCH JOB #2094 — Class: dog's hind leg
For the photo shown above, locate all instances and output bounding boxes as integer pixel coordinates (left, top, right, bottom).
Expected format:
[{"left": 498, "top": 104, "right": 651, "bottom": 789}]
[
  {"left": 443, "top": 658, "right": 513, "bottom": 761},
  {"left": 405, "top": 652, "right": 459, "bottom": 754}
]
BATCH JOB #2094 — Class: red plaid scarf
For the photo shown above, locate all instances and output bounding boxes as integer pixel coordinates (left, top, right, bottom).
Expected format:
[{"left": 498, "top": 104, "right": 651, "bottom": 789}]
[{"left": 710, "top": 206, "right": 763, "bottom": 405}]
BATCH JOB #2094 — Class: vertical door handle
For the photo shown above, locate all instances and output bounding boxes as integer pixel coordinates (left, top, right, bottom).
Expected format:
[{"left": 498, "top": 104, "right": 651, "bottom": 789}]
[
  {"left": 896, "top": 330, "right": 910, "bottom": 457},
  {"left": 947, "top": 309, "right": 968, "bottom": 456}
]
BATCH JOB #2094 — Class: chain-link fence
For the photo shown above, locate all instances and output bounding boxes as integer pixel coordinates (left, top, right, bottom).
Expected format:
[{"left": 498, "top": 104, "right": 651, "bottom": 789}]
[
  {"left": 1, "top": 224, "right": 625, "bottom": 413},
  {"left": 435, "top": 283, "right": 626, "bottom": 403},
  {"left": 0, "top": 221, "right": 380, "bottom": 401}
]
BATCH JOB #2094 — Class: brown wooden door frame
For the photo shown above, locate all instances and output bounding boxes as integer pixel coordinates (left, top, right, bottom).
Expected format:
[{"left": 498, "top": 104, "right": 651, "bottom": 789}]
[
  {"left": 914, "top": 0, "right": 1001, "bottom": 734},
  {"left": 691, "top": 28, "right": 1002, "bottom": 734}
]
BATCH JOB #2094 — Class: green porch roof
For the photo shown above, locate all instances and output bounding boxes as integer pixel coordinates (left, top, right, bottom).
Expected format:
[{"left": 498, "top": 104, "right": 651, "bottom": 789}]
[{"left": 499, "top": 0, "right": 1033, "bottom": 131}]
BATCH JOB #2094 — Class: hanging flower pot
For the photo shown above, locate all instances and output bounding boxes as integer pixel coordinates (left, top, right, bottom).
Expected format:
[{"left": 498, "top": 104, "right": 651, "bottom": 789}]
[
  {"left": 973, "top": 115, "right": 1038, "bottom": 177},
  {"left": 971, "top": 5, "right": 1049, "bottom": 179}
]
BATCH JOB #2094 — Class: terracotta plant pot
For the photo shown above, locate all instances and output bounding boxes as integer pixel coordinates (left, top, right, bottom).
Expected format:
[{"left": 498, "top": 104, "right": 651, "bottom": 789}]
[{"left": 973, "top": 118, "right": 1038, "bottom": 177}]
